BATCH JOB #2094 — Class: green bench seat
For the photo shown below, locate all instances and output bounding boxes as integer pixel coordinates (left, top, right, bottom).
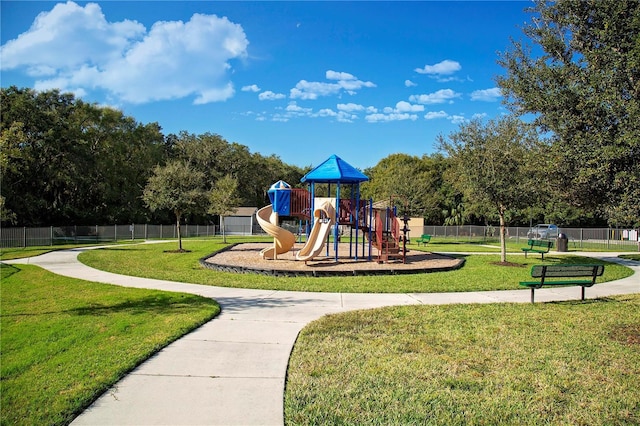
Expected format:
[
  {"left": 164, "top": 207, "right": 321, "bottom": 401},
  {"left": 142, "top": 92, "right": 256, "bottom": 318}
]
[
  {"left": 519, "top": 264, "right": 604, "bottom": 303},
  {"left": 416, "top": 234, "right": 431, "bottom": 246},
  {"left": 521, "top": 239, "right": 553, "bottom": 259}
]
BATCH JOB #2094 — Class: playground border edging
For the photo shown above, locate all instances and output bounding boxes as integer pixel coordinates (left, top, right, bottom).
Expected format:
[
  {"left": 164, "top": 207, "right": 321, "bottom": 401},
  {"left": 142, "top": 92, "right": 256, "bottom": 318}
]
[{"left": 199, "top": 244, "right": 466, "bottom": 278}]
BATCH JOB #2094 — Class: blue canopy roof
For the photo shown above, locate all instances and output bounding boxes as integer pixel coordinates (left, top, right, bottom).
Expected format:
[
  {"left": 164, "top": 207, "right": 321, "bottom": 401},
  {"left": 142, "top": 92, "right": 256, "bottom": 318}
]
[{"left": 301, "top": 155, "right": 369, "bottom": 183}]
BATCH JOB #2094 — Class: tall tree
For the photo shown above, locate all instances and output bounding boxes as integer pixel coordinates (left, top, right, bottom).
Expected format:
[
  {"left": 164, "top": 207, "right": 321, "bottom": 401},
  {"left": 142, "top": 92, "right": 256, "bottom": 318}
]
[
  {"left": 438, "top": 116, "right": 541, "bottom": 263},
  {"left": 497, "top": 0, "right": 640, "bottom": 226},
  {"left": 142, "top": 160, "right": 207, "bottom": 251},
  {"left": 208, "top": 175, "right": 241, "bottom": 243},
  {"left": 361, "top": 153, "right": 446, "bottom": 220}
]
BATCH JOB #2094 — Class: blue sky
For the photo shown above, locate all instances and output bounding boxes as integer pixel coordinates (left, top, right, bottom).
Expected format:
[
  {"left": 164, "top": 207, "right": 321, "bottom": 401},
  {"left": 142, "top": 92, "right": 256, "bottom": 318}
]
[{"left": 1, "top": 1, "right": 532, "bottom": 169}]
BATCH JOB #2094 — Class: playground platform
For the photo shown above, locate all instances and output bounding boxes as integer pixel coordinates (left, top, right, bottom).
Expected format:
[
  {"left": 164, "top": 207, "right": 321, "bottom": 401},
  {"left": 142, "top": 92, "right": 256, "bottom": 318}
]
[{"left": 201, "top": 243, "right": 464, "bottom": 277}]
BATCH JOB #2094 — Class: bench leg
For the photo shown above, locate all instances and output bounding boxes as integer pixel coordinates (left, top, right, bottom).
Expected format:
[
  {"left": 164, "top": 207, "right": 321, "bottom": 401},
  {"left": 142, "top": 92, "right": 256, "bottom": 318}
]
[
  {"left": 531, "top": 288, "right": 535, "bottom": 304},
  {"left": 581, "top": 286, "right": 585, "bottom": 301}
]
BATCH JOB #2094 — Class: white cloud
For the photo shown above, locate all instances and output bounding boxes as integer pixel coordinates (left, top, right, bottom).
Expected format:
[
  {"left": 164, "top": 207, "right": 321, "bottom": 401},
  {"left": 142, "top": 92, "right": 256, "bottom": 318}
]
[
  {"left": 450, "top": 115, "right": 467, "bottom": 124},
  {"left": 1, "top": 2, "right": 144, "bottom": 73},
  {"left": 326, "top": 70, "right": 356, "bottom": 81},
  {"left": 285, "top": 101, "right": 312, "bottom": 114},
  {"left": 370, "top": 101, "right": 423, "bottom": 122},
  {"left": 242, "top": 84, "right": 260, "bottom": 92},
  {"left": 290, "top": 71, "right": 376, "bottom": 100},
  {"left": 337, "top": 103, "right": 365, "bottom": 112},
  {"left": 422, "top": 111, "right": 476, "bottom": 124},
  {"left": 317, "top": 108, "right": 338, "bottom": 117},
  {"left": 365, "top": 113, "right": 418, "bottom": 123},
  {"left": 424, "top": 111, "right": 449, "bottom": 120},
  {"left": 290, "top": 80, "right": 339, "bottom": 100},
  {"left": 394, "top": 101, "right": 424, "bottom": 113},
  {"left": 259, "top": 90, "right": 286, "bottom": 100},
  {"left": 409, "top": 89, "right": 461, "bottom": 104},
  {"left": 336, "top": 112, "right": 357, "bottom": 123},
  {"left": 415, "top": 59, "right": 461, "bottom": 75},
  {"left": 0, "top": 2, "right": 248, "bottom": 104},
  {"left": 405, "top": 79, "right": 417, "bottom": 87},
  {"left": 470, "top": 87, "right": 502, "bottom": 102},
  {"left": 194, "top": 83, "right": 235, "bottom": 104}
]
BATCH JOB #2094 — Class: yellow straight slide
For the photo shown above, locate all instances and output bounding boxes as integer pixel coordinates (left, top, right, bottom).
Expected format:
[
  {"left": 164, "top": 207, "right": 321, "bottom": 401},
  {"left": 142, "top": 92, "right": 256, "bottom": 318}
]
[
  {"left": 296, "top": 201, "right": 336, "bottom": 262},
  {"left": 256, "top": 205, "right": 296, "bottom": 259}
]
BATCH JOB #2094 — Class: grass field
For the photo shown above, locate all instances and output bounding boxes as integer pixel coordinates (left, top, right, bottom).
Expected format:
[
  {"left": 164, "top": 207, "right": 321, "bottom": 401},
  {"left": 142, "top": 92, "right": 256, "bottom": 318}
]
[
  {"left": 1, "top": 237, "right": 637, "bottom": 425},
  {"left": 74, "top": 239, "right": 633, "bottom": 293},
  {"left": 286, "top": 295, "right": 640, "bottom": 425},
  {"left": 0, "top": 263, "right": 220, "bottom": 426}
]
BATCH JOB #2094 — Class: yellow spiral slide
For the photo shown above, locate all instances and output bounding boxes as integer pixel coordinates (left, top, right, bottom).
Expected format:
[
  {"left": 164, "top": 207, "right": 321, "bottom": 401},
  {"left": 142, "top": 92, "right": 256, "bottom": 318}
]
[{"left": 256, "top": 204, "right": 296, "bottom": 259}]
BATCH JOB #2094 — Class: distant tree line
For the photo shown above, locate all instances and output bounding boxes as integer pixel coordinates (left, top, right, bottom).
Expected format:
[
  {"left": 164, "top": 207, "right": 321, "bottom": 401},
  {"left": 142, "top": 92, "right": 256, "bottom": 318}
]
[{"left": 0, "top": 86, "right": 306, "bottom": 227}]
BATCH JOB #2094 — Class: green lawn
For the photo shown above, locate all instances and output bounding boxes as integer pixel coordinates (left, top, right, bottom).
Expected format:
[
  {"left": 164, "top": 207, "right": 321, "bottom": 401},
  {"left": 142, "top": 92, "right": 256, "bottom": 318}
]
[
  {"left": 0, "top": 263, "right": 220, "bottom": 426},
  {"left": 2, "top": 237, "right": 637, "bottom": 425},
  {"left": 76, "top": 239, "right": 633, "bottom": 293},
  {"left": 286, "top": 295, "right": 640, "bottom": 425}
]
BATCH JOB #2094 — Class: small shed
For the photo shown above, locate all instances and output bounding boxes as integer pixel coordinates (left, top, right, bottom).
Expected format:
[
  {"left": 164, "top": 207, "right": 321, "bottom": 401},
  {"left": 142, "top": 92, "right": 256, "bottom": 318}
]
[{"left": 222, "top": 207, "right": 257, "bottom": 235}]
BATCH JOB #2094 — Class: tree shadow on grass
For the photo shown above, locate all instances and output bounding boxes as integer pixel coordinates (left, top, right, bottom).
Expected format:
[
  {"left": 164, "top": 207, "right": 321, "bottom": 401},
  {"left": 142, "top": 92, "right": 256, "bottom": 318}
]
[
  {"left": 0, "top": 263, "right": 20, "bottom": 279},
  {"left": 2, "top": 294, "right": 219, "bottom": 318}
]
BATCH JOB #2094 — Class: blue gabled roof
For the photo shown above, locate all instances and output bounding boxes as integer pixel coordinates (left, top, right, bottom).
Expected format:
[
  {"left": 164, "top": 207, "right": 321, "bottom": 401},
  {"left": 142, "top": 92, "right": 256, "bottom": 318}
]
[{"left": 301, "top": 154, "right": 369, "bottom": 183}]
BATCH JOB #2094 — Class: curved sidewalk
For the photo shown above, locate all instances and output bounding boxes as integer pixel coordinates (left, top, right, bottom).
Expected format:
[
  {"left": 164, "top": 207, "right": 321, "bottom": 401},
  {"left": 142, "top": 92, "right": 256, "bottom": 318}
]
[{"left": 7, "top": 249, "right": 639, "bottom": 425}]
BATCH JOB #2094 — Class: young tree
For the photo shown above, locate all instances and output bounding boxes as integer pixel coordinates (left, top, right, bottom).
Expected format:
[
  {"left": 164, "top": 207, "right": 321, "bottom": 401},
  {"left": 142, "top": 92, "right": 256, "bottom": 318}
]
[
  {"left": 438, "top": 116, "right": 541, "bottom": 263},
  {"left": 208, "top": 175, "right": 241, "bottom": 243},
  {"left": 497, "top": 0, "right": 640, "bottom": 226},
  {"left": 142, "top": 160, "right": 207, "bottom": 251}
]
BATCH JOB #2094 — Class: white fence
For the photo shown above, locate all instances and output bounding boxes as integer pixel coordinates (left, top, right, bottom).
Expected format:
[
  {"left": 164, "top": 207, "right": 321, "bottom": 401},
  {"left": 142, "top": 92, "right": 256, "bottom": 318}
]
[{"left": 0, "top": 224, "right": 223, "bottom": 248}]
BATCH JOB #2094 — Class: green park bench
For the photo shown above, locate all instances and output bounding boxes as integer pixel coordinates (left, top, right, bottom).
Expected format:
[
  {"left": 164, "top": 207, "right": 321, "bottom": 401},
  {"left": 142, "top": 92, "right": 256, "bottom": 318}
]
[
  {"left": 416, "top": 234, "right": 431, "bottom": 246},
  {"left": 519, "top": 264, "right": 605, "bottom": 303},
  {"left": 521, "top": 239, "right": 553, "bottom": 259}
]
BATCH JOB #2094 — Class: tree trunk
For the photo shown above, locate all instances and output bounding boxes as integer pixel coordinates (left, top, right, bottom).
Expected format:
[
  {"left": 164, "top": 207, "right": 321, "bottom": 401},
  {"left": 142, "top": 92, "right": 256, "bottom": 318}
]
[
  {"left": 499, "top": 209, "right": 507, "bottom": 263},
  {"left": 176, "top": 212, "right": 182, "bottom": 251},
  {"left": 221, "top": 216, "right": 227, "bottom": 243}
]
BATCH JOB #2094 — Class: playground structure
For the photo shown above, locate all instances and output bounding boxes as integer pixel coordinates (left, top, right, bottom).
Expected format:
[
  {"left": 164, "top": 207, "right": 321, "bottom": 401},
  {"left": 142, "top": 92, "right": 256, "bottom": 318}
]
[{"left": 256, "top": 155, "right": 410, "bottom": 264}]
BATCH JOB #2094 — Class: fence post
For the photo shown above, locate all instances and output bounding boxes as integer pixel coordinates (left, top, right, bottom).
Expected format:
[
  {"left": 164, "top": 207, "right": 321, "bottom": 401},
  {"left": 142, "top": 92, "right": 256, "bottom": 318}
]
[
  {"left": 23, "top": 227, "right": 26, "bottom": 247},
  {"left": 114, "top": 224, "right": 117, "bottom": 242},
  {"left": 50, "top": 226, "right": 53, "bottom": 246}
]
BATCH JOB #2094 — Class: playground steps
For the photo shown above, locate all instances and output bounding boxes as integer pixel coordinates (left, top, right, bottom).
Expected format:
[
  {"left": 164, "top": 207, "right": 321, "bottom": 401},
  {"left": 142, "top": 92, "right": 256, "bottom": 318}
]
[{"left": 376, "top": 232, "right": 404, "bottom": 263}]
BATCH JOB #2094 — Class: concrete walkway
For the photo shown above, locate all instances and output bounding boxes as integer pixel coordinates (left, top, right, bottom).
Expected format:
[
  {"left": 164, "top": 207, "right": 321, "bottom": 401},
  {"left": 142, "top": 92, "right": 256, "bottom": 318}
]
[{"left": 7, "top": 249, "right": 639, "bottom": 425}]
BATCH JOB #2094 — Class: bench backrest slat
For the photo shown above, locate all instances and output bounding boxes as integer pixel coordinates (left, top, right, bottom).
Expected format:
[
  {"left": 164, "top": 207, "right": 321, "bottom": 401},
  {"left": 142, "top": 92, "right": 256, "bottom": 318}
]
[
  {"left": 530, "top": 264, "right": 604, "bottom": 278},
  {"left": 527, "top": 239, "right": 553, "bottom": 249}
]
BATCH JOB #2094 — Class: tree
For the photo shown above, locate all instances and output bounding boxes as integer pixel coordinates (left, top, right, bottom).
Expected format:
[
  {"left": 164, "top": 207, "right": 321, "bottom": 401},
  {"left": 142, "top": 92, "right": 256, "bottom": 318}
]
[
  {"left": 0, "top": 86, "right": 166, "bottom": 226},
  {"left": 497, "top": 0, "right": 640, "bottom": 226},
  {"left": 142, "top": 160, "right": 207, "bottom": 251},
  {"left": 361, "top": 153, "right": 448, "bottom": 221},
  {"left": 208, "top": 175, "right": 241, "bottom": 243},
  {"left": 438, "top": 116, "right": 541, "bottom": 263}
]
